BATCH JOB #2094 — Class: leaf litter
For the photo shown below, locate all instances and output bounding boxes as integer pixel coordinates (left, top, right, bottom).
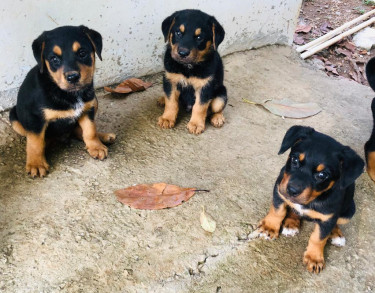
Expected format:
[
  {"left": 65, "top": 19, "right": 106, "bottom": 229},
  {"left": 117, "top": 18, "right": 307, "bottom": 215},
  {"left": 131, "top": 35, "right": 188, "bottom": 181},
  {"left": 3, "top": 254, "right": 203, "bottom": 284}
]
[
  {"left": 104, "top": 78, "right": 152, "bottom": 94},
  {"left": 115, "top": 183, "right": 209, "bottom": 210}
]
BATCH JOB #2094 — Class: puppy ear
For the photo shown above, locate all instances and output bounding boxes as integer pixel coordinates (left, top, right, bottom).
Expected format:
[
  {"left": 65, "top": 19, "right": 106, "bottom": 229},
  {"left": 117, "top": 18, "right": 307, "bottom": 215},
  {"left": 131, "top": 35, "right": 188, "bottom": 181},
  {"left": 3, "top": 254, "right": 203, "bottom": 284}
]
[
  {"left": 339, "top": 146, "right": 364, "bottom": 189},
  {"left": 162, "top": 12, "right": 178, "bottom": 42},
  {"left": 366, "top": 57, "right": 375, "bottom": 92},
  {"left": 32, "top": 32, "right": 47, "bottom": 74},
  {"left": 80, "top": 25, "right": 103, "bottom": 61},
  {"left": 210, "top": 16, "right": 225, "bottom": 50},
  {"left": 278, "top": 125, "right": 315, "bottom": 155}
]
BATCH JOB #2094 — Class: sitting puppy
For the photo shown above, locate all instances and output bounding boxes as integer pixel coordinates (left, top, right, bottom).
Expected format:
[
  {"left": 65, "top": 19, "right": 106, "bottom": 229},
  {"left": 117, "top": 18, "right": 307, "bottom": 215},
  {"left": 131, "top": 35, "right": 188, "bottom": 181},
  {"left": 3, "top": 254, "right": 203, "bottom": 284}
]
[
  {"left": 256, "top": 126, "right": 364, "bottom": 273},
  {"left": 9, "top": 25, "right": 116, "bottom": 178},
  {"left": 158, "top": 9, "right": 227, "bottom": 134},
  {"left": 365, "top": 57, "right": 375, "bottom": 181}
]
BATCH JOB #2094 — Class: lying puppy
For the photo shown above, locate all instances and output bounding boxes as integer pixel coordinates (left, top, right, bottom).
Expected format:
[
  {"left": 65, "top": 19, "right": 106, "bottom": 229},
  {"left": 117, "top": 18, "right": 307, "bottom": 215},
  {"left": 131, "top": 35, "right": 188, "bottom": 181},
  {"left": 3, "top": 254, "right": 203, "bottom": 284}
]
[
  {"left": 365, "top": 57, "right": 375, "bottom": 181},
  {"left": 158, "top": 9, "right": 227, "bottom": 134},
  {"left": 256, "top": 126, "right": 364, "bottom": 273},
  {"left": 9, "top": 25, "right": 116, "bottom": 178}
]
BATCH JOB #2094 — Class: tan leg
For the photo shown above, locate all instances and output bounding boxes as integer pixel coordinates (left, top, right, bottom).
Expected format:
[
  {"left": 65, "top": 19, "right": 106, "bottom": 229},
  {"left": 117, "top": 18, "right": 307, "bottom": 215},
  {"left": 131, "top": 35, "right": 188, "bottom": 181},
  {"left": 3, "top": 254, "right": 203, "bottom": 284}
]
[
  {"left": 257, "top": 203, "right": 287, "bottom": 239},
  {"left": 367, "top": 151, "right": 375, "bottom": 182},
  {"left": 210, "top": 97, "right": 226, "bottom": 128},
  {"left": 78, "top": 114, "right": 108, "bottom": 160},
  {"left": 282, "top": 209, "right": 301, "bottom": 237},
  {"left": 303, "top": 224, "right": 328, "bottom": 273},
  {"left": 26, "top": 127, "right": 49, "bottom": 178},
  {"left": 73, "top": 125, "right": 116, "bottom": 144},
  {"left": 187, "top": 90, "right": 210, "bottom": 135},
  {"left": 158, "top": 88, "right": 180, "bottom": 129},
  {"left": 11, "top": 120, "right": 27, "bottom": 136}
]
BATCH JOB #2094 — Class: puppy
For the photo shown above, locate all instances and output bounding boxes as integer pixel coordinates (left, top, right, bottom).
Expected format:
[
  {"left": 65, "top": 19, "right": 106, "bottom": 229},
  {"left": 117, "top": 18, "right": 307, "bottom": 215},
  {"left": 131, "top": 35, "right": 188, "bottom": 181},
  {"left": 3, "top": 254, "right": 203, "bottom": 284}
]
[
  {"left": 9, "top": 25, "right": 116, "bottom": 178},
  {"left": 158, "top": 9, "right": 227, "bottom": 134},
  {"left": 256, "top": 126, "right": 364, "bottom": 273},
  {"left": 365, "top": 57, "right": 375, "bottom": 181}
]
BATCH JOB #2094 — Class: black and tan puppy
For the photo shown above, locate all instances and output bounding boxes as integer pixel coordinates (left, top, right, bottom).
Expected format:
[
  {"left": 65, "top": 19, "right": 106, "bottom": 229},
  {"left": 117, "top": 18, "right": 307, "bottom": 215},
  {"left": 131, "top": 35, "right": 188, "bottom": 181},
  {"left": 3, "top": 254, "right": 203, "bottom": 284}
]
[
  {"left": 365, "top": 57, "right": 375, "bottom": 182},
  {"left": 255, "top": 126, "right": 364, "bottom": 273},
  {"left": 9, "top": 25, "right": 116, "bottom": 178},
  {"left": 158, "top": 9, "right": 227, "bottom": 134}
]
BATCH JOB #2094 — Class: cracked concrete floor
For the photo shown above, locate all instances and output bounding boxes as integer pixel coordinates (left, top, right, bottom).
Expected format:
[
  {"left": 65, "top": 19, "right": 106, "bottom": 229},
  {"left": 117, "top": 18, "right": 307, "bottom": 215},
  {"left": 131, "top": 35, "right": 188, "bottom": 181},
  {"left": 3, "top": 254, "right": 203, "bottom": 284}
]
[{"left": 0, "top": 46, "right": 374, "bottom": 292}]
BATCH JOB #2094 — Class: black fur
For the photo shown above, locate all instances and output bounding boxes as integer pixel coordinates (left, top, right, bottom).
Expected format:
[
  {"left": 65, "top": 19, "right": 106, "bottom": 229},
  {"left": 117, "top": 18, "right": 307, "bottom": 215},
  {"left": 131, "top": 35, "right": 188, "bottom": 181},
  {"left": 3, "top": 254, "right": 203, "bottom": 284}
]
[
  {"left": 365, "top": 58, "right": 375, "bottom": 179},
  {"left": 274, "top": 126, "right": 364, "bottom": 239},
  {"left": 10, "top": 25, "right": 101, "bottom": 137},
  {"left": 162, "top": 9, "right": 227, "bottom": 111}
]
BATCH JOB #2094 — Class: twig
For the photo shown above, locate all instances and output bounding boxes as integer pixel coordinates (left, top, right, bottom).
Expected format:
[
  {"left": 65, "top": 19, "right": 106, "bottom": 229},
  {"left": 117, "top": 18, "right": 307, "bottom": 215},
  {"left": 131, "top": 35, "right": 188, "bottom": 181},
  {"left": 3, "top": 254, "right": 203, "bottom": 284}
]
[
  {"left": 194, "top": 189, "right": 210, "bottom": 192},
  {"left": 301, "top": 17, "right": 375, "bottom": 59},
  {"left": 242, "top": 98, "right": 258, "bottom": 105},
  {"left": 297, "top": 9, "right": 375, "bottom": 53}
]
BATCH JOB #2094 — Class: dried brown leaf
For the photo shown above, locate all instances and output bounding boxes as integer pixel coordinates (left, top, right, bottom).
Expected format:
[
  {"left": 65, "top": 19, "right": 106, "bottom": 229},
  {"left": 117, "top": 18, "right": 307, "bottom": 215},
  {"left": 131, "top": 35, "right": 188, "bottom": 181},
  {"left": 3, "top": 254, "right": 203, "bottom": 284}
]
[
  {"left": 293, "top": 34, "right": 305, "bottom": 45},
  {"left": 115, "top": 183, "right": 207, "bottom": 210},
  {"left": 104, "top": 78, "right": 152, "bottom": 94},
  {"left": 320, "top": 21, "right": 332, "bottom": 34},
  {"left": 339, "top": 41, "right": 356, "bottom": 53},
  {"left": 335, "top": 47, "right": 352, "bottom": 58},
  {"left": 295, "top": 24, "right": 312, "bottom": 33},
  {"left": 325, "top": 65, "right": 339, "bottom": 75},
  {"left": 243, "top": 98, "right": 322, "bottom": 119}
]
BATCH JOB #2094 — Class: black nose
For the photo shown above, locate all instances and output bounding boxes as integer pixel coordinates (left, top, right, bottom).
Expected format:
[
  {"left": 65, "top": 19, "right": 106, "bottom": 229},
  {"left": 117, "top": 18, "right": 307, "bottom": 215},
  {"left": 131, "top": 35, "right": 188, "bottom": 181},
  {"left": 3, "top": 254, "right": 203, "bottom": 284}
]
[
  {"left": 178, "top": 48, "right": 190, "bottom": 57},
  {"left": 66, "top": 72, "right": 80, "bottom": 84},
  {"left": 287, "top": 184, "right": 302, "bottom": 197}
]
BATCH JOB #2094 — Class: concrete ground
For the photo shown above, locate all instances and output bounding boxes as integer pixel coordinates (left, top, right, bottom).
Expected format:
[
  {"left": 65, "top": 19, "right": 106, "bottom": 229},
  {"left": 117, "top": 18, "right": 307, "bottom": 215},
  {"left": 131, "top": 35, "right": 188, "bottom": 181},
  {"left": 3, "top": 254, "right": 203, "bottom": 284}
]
[{"left": 0, "top": 46, "right": 374, "bottom": 292}]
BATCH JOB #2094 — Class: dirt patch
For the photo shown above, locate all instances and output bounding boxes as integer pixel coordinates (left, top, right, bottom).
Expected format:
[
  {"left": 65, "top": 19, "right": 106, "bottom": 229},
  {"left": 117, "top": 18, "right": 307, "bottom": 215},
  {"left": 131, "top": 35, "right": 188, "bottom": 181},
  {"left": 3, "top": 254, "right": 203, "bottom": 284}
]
[
  {"left": 0, "top": 46, "right": 374, "bottom": 292},
  {"left": 296, "top": 0, "right": 375, "bottom": 85}
]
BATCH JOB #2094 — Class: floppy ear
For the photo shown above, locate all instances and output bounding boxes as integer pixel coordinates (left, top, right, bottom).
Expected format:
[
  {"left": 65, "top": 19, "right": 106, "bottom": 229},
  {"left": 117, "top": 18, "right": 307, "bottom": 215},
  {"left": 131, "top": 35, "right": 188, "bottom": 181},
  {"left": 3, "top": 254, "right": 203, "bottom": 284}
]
[
  {"left": 210, "top": 16, "right": 225, "bottom": 50},
  {"left": 339, "top": 146, "right": 365, "bottom": 189},
  {"left": 366, "top": 57, "right": 375, "bottom": 92},
  {"left": 162, "top": 12, "right": 178, "bottom": 42},
  {"left": 80, "top": 25, "right": 103, "bottom": 61},
  {"left": 32, "top": 32, "right": 47, "bottom": 74},
  {"left": 278, "top": 125, "right": 315, "bottom": 155}
]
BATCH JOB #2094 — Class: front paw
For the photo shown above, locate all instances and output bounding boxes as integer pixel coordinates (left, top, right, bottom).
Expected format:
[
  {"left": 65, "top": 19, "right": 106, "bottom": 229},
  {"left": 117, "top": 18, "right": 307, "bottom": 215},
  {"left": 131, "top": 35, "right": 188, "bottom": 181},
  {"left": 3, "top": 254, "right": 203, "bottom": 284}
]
[
  {"left": 187, "top": 121, "right": 205, "bottom": 135},
  {"left": 158, "top": 116, "right": 175, "bottom": 129},
  {"left": 210, "top": 113, "right": 225, "bottom": 128},
  {"left": 99, "top": 132, "right": 116, "bottom": 144},
  {"left": 255, "top": 218, "right": 281, "bottom": 240},
  {"left": 26, "top": 159, "right": 49, "bottom": 178},
  {"left": 303, "top": 250, "right": 325, "bottom": 273},
  {"left": 87, "top": 142, "right": 108, "bottom": 160},
  {"left": 281, "top": 218, "right": 300, "bottom": 237}
]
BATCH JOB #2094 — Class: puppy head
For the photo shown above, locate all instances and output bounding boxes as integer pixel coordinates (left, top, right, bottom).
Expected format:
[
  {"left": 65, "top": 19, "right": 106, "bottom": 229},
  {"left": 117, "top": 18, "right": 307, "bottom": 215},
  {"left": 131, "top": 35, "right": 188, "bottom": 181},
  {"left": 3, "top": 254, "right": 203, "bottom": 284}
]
[
  {"left": 32, "top": 25, "right": 102, "bottom": 92},
  {"left": 278, "top": 126, "right": 364, "bottom": 205},
  {"left": 162, "top": 9, "right": 225, "bottom": 65}
]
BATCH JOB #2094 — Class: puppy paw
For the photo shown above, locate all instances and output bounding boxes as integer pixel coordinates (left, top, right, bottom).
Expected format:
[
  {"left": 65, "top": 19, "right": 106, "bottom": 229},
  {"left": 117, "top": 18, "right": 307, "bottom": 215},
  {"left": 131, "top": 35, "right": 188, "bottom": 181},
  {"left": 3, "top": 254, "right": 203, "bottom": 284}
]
[
  {"left": 87, "top": 143, "right": 108, "bottom": 160},
  {"left": 281, "top": 218, "right": 300, "bottom": 237},
  {"left": 99, "top": 132, "right": 116, "bottom": 144},
  {"left": 26, "top": 159, "right": 49, "bottom": 178},
  {"left": 158, "top": 116, "right": 175, "bottom": 129},
  {"left": 330, "top": 236, "right": 346, "bottom": 247},
  {"left": 157, "top": 96, "right": 165, "bottom": 107},
  {"left": 255, "top": 219, "right": 280, "bottom": 240},
  {"left": 187, "top": 121, "right": 205, "bottom": 135},
  {"left": 303, "top": 251, "right": 325, "bottom": 274},
  {"left": 210, "top": 113, "right": 225, "bottom": 128}
]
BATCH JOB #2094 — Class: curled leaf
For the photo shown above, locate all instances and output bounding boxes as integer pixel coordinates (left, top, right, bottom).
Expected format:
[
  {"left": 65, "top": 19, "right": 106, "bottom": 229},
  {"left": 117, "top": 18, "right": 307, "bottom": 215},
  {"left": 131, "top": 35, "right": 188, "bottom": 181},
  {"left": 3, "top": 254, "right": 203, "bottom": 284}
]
[
  {"left": 115, "top": 183, "right": 208, "bottom": 210},
  {"left": 104, "top": 78, "right": 152, "bottom": 94},
  {"left": 200, "top": 206, "right": 216, "bottom": 233},
  {"left": 243, "top": 98, "right": 322, "bottom": 119}
]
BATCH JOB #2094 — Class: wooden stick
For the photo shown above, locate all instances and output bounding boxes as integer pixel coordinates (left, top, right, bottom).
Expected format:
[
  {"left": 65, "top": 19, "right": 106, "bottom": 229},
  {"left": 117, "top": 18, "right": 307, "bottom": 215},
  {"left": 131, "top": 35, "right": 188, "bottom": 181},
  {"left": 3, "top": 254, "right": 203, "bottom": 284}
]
[
  {"left": 296, "top": 9, "right": 375, "bottom": 53},
  {"left": 300, "top": 17, "right": 375, "bottom": 59}
]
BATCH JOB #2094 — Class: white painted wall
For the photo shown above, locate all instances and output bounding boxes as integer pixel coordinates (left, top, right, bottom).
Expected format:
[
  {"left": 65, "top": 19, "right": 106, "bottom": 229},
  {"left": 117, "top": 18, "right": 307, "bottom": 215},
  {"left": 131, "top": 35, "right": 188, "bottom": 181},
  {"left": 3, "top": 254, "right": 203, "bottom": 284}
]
[{"left": 0, "top": 0, "right": 301, "bottom": 110}]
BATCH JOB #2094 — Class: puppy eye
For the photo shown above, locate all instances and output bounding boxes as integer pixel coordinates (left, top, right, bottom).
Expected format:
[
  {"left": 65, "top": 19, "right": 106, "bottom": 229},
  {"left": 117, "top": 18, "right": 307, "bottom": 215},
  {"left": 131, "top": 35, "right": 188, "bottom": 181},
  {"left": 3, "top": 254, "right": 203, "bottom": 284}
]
[
  {"left": 175, "top": 31, "right": 182, "bottom": 37},
  {"left": 78, "top": 49, "right": 87, "bottom": 58},
  {"left": 290, "top": 155, "right": 299, "bottom": 167},
  {"left": 314, "top": 171, "right": 329, "bottom": 182},
  {"left": 196, "top": 35, "right": 202, "bottom": 41},
  {"left": 50, "top": 56, "right": 61, "bottom": 65}
]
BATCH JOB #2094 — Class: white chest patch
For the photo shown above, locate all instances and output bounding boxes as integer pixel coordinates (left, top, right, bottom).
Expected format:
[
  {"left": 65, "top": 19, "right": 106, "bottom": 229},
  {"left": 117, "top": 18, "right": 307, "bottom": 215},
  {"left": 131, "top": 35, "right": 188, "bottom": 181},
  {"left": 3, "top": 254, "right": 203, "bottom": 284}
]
[{"left": 73, "top": 98, "right": 84, "bottom": 119}]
